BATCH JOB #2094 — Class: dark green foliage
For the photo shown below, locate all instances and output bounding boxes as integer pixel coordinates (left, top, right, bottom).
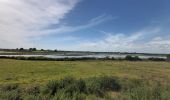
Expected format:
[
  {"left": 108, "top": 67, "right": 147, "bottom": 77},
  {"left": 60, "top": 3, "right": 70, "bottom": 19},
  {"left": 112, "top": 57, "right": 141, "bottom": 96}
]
[
  {"left": 41, "top": 76, "right": 120, "bottom": 99},
  {"left": 86, "top": 76, "right": 121, "bottom": 96},
  {"left": 42, "top": 77, "right": 77, "bottom": 96},
  {"left": 43, "top": 77, "right": 86, "bottom": 97},
  {"left": 1, "top": 55, "right": 169, "bottom": 62},
  {"left": 0, "top": 84, "right": 18, "bottom": 92},
  {"left": 111, "top": 57, "right": 115, "bottom": 60},
  {"left": 148, "top": 57, "right": 166, "bottom": 61},
  {"left": 54, "top": 49, "right": 58, "bottom": 52},
  {"left": 0, "top": 77, "right": 169, "bottom": 100},
  {"left": 62, "top": 79, "right": 86, "bottom": 96},
  {"left": 29, "top": 48, "right": 36, "bottom": 51},
  {"left": 99, "top": 57, "right": 115, "bottom": 60},
  {"left": 167, "top": 54, "right": 170, "bottom": 58},
  {"left": 42, "top": 80, "right": 59, "bottom": 95},
  {"left": 125, "top": 55, "right": 142, "bottom": 61},
  {"left": 19, "top": 48, "right": 24, "bottom": 51},
  {"left": 167, "top": 55, "right": 170, "bottom": 61},
  {"left": 73, "top": 79, "right": 86, "bottom": 93}
]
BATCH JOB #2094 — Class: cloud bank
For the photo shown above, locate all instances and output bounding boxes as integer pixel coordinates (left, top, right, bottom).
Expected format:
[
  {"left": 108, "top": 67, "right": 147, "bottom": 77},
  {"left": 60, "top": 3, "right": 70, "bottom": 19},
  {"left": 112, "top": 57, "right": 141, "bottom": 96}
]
[
  {"left": 0, "top": 0, "right": 79, "bottom": 48},
  {"left": 63, "top": 27, "right": 170, "bottom": 53},
  {"left": 0, "top": 0, "right": 170, "bottom": 53}
]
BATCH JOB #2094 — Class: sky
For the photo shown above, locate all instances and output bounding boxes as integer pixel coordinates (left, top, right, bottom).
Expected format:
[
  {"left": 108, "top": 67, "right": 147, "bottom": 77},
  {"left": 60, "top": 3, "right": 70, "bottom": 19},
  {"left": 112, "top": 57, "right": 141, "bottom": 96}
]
[{"left": 0, "top": 0, "right": 170, "bottom": 53}]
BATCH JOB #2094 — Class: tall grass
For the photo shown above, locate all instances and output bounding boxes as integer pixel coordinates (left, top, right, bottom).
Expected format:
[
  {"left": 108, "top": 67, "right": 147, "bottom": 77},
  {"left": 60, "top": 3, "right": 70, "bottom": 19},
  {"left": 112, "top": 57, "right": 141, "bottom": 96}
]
[
  {"left": 0, "top": 76, "right": 120, "bottom": 100},
  {"left": 0, "top": 76, "right": 169, "bottom": 100}
]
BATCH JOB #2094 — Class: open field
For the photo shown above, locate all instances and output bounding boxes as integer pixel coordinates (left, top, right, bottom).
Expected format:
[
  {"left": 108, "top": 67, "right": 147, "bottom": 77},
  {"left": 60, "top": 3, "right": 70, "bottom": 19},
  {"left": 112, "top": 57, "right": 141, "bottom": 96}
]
[
  {"left": 0, "top": 59, "right": 170, "bottom": 84},
  {"left": 0, "top": 59, "right": 170, "bottom": 100}
]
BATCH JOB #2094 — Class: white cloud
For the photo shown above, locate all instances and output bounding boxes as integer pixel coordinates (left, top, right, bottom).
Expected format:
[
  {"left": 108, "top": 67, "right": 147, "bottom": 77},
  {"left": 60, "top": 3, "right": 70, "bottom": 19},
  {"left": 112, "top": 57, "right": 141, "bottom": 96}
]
[
  {"left": 0, "top": 0, "right": 79, "bottom": 48},
  {"left": 1, "top": 0, "right": 170, "bottom": 53},
  {"left": 42, "top": 14, "right": 115, "bottom": 34},
  {"left": 0, "top": 0, "right": 116, "bottom": 48},
  {"left": 65, "top": 27, "right": 170, "bottom": 53}
]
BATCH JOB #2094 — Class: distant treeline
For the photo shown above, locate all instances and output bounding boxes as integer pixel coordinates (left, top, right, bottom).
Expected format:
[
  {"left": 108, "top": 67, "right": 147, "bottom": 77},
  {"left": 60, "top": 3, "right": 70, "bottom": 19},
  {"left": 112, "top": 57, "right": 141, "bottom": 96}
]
[
  {"left": 0, "top": 48, "right": 169, "bottom": 57},
  {"left": 0, "top": 55, "right": 167, "bottom": 61}
]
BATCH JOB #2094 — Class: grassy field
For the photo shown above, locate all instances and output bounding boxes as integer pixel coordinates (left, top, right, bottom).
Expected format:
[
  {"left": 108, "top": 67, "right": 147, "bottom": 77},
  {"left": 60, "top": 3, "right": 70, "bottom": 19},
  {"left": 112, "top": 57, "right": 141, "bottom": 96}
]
[
  {"left": 0, "top": 59, "right": 170, "bottom": 100},
  {"left": 0, "top": 59, "right": 170, "bottom": 84}
]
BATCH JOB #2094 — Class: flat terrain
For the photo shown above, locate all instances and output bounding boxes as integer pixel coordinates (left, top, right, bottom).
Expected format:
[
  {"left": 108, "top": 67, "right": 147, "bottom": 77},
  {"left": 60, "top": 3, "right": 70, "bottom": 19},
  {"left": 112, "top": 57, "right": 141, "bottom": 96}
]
[{"left": 0, "top": 59, "right": 170, "bottom": 84}]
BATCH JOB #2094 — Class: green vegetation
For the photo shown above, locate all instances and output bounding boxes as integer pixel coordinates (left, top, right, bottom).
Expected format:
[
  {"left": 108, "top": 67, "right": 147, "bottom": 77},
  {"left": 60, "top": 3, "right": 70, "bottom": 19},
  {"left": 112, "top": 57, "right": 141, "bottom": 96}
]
[
  {"left": 148, "top": 57, "right": 166, "bottom": 61},
  {"left": 167, "top": 55, "right": 170, "bottom": 61},
  {"left": 0, "top": 59, "right": 170, "bottom": 100},
  {"left": 0, "top": 77, "right": 169, "bottom": 100},
  {"left": 125, "top": 55, "right": 142, "bottom": 61},
  {"left": 0, "top": 59, "right": 170, "bottom": 84}
]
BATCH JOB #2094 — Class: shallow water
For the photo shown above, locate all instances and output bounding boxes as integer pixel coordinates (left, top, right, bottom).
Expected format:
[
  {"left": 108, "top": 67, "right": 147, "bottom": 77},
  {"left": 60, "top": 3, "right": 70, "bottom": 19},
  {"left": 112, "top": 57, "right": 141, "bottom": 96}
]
[{"left": 0, "top": 54, "right": 167, "bottom": 59}]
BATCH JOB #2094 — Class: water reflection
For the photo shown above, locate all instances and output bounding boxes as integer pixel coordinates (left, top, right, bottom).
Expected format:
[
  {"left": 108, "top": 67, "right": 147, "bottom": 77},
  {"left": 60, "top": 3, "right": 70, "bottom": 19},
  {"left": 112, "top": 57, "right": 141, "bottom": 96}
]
[{"left": 0, "top": 54, "right": 167, "bottom": 59}]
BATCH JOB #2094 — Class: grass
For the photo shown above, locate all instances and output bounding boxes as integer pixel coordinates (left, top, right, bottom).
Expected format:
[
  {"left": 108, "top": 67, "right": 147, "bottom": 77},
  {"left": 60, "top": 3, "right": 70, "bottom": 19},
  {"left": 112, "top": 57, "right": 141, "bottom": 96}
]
[
  {"left": 0, "top": 59, "right": 170, "bottom": 100},
  {"left": 0, "top": 59, "right": 170, "bottom": 85},
  {"left": 0, "top": 76, "right": 169, "bottom": 100}
]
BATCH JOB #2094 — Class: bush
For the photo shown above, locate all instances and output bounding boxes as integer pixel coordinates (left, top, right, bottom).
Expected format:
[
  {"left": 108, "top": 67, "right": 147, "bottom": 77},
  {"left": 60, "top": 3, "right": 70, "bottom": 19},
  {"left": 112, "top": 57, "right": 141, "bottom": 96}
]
[
  {"left": 0, "top": 76, "right": 122, "bottom": 100},
  {"left": 0, "top": 76, "right": 169, "bottom": 100},
  {"left": 148, "top": 57, "right": 166, "bottom": 61},
  {"left": 63, "top": 79, "right": 86, "bottom": 96},
  {"left": 42, "top": 77, "right": 87, "bottom": 99},
  {"left": 125, "top": 55, "right": 142, "bottom": 61},
  {"left": 86, "top": 76, "right": 121, "bottom": 96},
  {"left": 167, "top": 55, "right": 170, "bottom": 61},
  {"left": 42, "top": 76, "right": 121, "bottom": 98},
  {"left": 42, "top": 77, "right": 78, "bottom": 95},
  {"left": 42, "top": 80, "right": 59, "bottom": 95},
  {"left": 0, "top": 84, "right": 18, "bottom": 92}
]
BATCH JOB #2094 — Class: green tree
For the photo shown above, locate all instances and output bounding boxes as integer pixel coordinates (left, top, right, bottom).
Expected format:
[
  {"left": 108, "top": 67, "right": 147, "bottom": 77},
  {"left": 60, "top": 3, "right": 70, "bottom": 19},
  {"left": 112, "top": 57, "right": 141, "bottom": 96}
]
[{"left": 19, "top": 48, "right": 24, "bottom": 51}]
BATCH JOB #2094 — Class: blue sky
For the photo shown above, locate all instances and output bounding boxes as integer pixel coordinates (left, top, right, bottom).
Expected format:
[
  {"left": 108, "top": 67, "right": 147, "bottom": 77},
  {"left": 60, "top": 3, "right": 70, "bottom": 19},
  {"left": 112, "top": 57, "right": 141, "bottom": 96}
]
[{"left": 0, "top": 0, "right": 170, "bottom": 53}]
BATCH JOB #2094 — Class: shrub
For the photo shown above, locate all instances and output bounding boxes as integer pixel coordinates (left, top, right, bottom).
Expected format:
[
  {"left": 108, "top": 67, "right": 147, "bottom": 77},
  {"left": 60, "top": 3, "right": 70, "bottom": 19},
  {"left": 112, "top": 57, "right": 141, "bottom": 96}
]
[
  {"left": 29, "top": 48, "right": 36, "bottom": 51},
  {"left": 42, "top": 77, "right": 79, "bottom": 96},
  {"left": 0, "top": 84, "right": 18, "bottom": 92},
  {"left": 148, "top": 57, "right": 166, "bottom": 61},
  {"left": 167, "top": 55, "right": 170, "bottom": 60},
  {"left": 42, "top": 80, "right": 59, "bottom": 95},
  {"left": 63, "top": 79, "right": 86, "bottom": 96},
  {"left": 43, "top": 77, "right": 87, "bottom": 99},
  {"left": 86, "top": 76, "right": 121, "bottom": 96},
  {"left": 0, "top": 76, "right": 122, "bottom": 100},
  {"left": 125, "top": 55, "right": 142, "bottom": 61}
]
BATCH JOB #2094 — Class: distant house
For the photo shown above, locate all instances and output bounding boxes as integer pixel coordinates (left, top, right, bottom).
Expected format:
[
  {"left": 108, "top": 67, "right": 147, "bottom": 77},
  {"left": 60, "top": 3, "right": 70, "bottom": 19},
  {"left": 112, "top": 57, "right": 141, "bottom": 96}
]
[{"left": 167, "top": 55, "right": 170, "bottom": 61}]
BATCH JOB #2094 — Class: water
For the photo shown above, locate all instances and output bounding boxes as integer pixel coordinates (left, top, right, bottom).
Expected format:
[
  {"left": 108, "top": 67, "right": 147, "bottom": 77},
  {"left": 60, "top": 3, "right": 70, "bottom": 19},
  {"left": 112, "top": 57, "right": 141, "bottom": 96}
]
[{"left": 0, "top": 54, "right": 167, "bottom": 59}]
